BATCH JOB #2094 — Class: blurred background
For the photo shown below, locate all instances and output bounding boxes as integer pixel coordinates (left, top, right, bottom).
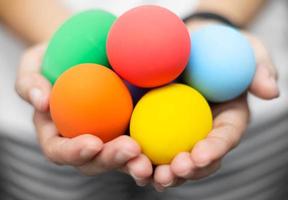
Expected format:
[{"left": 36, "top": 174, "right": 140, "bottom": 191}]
[{"left": 0, "top": 0, "right": 287, "bottom": 199}]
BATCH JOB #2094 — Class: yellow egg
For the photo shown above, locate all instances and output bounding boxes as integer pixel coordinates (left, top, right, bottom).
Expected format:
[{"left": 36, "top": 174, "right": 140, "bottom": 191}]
[{"left": 130, "top": 83, "right": 213, "bottom": 165}]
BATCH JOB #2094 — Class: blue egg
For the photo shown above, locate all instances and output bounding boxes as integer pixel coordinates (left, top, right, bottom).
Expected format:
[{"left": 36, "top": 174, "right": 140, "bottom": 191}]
[{"left": 183, "top": 25, "right": 256, "bottom": 102}]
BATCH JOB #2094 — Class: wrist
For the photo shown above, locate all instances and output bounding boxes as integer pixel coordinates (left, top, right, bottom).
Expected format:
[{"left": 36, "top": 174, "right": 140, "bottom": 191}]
[
  {"left": 185, "top": 19, "right": 222, "bottom": 32},
  {"left": 184, "top": 12, "right": 241, "bottom": 32}
]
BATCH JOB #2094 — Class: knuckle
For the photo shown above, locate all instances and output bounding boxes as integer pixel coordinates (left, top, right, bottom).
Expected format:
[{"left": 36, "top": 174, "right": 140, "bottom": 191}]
[
  {"left": 212, "top": 122, "right": 243, "bottom": 150},
  {"left": 62, "top": 153, "right": 82, "bottom": 166},
  {"left": 43, "top": 143, "right": 55, "bottom": 161},
  {"left": 224, "top": 126, "right": 241, "bottom": 149},
  {"left": 43, "top": 149, "right": 61, "bottom": 165},
  {"left": 211, "top": 131, "right": 234, "bottom": 150},
  {"left": 42, "top": 139, "right": 62, "bottom": 165},
  {"left": 117, "top": 135, "right": 131, "bottom": 143},
  {"left": 119, "top": 136, "right": 139, "bottom": 150}
]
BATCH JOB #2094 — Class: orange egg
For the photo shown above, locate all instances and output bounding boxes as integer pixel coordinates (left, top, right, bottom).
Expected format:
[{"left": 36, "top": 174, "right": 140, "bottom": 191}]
[{"left": 50, "top": 63, "right": 133, "bottom": 142}]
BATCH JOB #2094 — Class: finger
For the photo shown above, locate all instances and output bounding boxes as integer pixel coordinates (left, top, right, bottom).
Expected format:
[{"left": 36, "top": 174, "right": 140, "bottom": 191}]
[
  {"left": 34, "top": 111, "right": 103, "bottom": 166},
  {"left": 154, "top": 165, "right": 177, "bottom": 189},
  {"left": 15, "top": 44, "right": 51, "bottom": 111},
  {"left": 245, "top": 34, "right": 279, "bottom": 99},
  {"left": 190, "top": 160, "right": 221, "bottom": 180},
  {"left": 78, "top": 135, "right": 141, "bottom": 176},
  {"left": 250, "top": 63, "right": 279, "bottom": 99},
  {"left": 153, "top": 178, "right": 185, "bottom": 192},
  {"left": 153, "top": 182, "right": 165, "bottom": 193},
  {"left": 121, "top": 154, "right": 153, "bottom": 187},
  {"left": 192, "top": 97, "right": 249, "bottom": 167},
  {"left": 171, "top": 152, "right": 196, "bottom": 178}
]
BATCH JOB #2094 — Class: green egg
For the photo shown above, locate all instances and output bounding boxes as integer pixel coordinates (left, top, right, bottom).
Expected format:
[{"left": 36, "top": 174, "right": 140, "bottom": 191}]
[{"left": 42, "top": 10, "right": 117, "bottom": 84}]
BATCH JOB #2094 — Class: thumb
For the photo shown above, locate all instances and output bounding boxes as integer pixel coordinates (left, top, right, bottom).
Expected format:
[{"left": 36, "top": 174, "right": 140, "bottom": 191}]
[
  {"left": 249, "top": 63, "right": 279, "bottom": 99},
  {"left": 15, "top": 44, "right": 51, "bottom": 112},
  {"left": 246, "top": 34, "right": 279, "bottom": 99}
]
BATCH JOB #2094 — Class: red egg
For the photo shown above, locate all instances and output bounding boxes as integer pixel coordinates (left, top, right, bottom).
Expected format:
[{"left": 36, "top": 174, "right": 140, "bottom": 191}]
[{"left": 107, "top": 5, "right": 191, "bottom": 88}]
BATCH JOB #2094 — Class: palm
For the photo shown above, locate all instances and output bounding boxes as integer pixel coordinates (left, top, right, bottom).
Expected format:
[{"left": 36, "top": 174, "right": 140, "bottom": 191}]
[{"left": 151, "top": 95, "right": 249, "bottom": 191}]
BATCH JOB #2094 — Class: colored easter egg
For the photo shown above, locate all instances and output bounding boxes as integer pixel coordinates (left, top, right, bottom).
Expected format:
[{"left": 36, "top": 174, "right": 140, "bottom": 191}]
[
  {"left": 50, "top": 64, "right": 133, "bottom": 142},
  {"left": 183, "top": 24, "right": 256, "bottom": 102},
  {"left": 42, "top": 10, "right": 116, "bottom": 84},
  {"left": 130, "top": 83, "right": 213, "bottom": 165},
  {"left": 107, "top": 6, "right": 190, "bottom": 88}
]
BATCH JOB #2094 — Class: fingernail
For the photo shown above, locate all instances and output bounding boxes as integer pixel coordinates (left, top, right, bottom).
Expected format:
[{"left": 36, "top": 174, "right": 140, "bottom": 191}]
[
  {"left": 162, "top": 181, "right": 174, "bottom": 188},
  {"left": 154, "top": 184, "right": 165, "bottom": 192},
  {"left": 130, "top": 172, "right": 147, "bottom": 187},
  {"left": 263, "top": 65, "right": 277, "bottom": 85},
  {"left": 29, "top": 88, "right": 43, "bottom": 109},
  {"left": 136, "top": 180, "right": 147, "bottom": 187},
  {"left": 269, "top": 76, "right": 277, "bottom": 86},
  {"left": 80, "top": 148, "right": 96, "bottom": 160},
  {"left": 269, "top": 77, "right": 280, "bottom": 97}
]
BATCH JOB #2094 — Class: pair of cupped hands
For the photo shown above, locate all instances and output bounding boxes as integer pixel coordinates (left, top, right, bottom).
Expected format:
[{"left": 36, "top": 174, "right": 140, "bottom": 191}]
[{"left": 15, "top": 21, "right": 279, "bottom": 192}]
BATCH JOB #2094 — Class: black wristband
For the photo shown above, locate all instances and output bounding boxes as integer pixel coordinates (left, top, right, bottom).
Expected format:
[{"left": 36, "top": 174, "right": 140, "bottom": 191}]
[{"left": 183, "top": 12, "right": 241, "bottom": 29}]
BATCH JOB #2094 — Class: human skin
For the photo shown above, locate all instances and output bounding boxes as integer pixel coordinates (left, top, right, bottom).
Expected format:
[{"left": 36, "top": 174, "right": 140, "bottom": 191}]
[{"left": 0, "top": 0, "right": 279, "bottom": 191}]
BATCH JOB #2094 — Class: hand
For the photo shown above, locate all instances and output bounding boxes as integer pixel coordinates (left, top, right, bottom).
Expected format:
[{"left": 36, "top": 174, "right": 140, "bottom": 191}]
[
  {"left": 152, "top": 23, "right": 279, "bottom": 191},
  {"left": 15, "top": 44, "right": 153, "bottom": 186}
]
